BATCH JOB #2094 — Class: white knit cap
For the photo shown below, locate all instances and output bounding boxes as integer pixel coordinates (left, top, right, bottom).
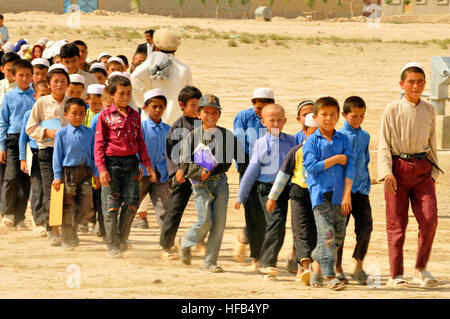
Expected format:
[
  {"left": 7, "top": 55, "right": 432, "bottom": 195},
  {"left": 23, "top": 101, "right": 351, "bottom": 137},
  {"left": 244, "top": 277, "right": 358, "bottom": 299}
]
[
  {"left": 107, "top": 56, "right": 125, "bottom": 66},
  {"left": 144, "top": 89, "right": 165, "bottom": 103},
  {"left": 304, "top": 113, "right": 319, "bottom": 128},
  {"left": 401, "top": 62, "right": 424, "bottom": 74},
  {"left": 97, "top": 52, "right": 111, "bottom": 61},
  {"left": 87, "top": 84, "right": 105, "bottom": 95},
  {"left": 89, "top": 62, "right": 107, "bottom": 72},
  {"left": 69, "top": 74, "right": 85, "bottom": 85},
  {"left": 21, "top": 44, "right": 30, "bottom": 51},
  {"left": 252, "top": 88, "right": 274, "bottom": 100},
  {"left": 48, "top": 63, "right": 68, "bottom": 74},
  {"left": 108, "top": 71, "right": 130, "bottom": 80},
  {"left": 31, "top": 58, "right": 50, "bottom": 68}
]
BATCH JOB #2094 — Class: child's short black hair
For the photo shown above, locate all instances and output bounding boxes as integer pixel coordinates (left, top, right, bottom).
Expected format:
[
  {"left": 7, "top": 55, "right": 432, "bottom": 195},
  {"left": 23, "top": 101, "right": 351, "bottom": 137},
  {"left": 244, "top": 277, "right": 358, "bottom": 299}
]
[
  {"left": 401, "top": 67, "right": 425, "bottom": 82},
  {"left": 107, "top": 76, "right": 131, "bottom": 95},
  {"left": 69, "top": 82, "right": 84, "bottom": 89},
  {"left": 64, "top": 97, "right": 87, "bottom": 113},
  {"left": 11, "top": 59, "right": 33, "bottom": 75},
  {"left": 314, "top": 96, "right": 340, "bottom": 115},
  {"left": 46, "top": 68, "right": 70, "bottom": 85},
  {"left": 60, "top": 43, "right": 80, "bottom": 59},
  {"left": 117, "top": 55, "right": 129, "bottom": 67},
  {"left": 251, "top": 97, "right": 275, "bottom": 105},
  {"left": 178, "top": 86, "right": 202, "bottom": 105},
  {"left": 343, "top": 96, "right": 366, "bottom": 114},
  {"left": 145, "top": 29, "right": 155, "bottom": 37},
  {"left": 86, "top": 93, "right": 102, "bottom": 99},
  {"left": 145, "top": 95, "right": 167, "bottom": 107},
  {"left": 73, "top": 40, "right": 87, "bottom": 49},
  {"left": 90, "top": 67, "right": 107, "bottom": 77},
  {"left": 1, "top": 52, "right": 20, "bottom": 67},
  {"left": 33, "top": 64, "right": 49, "bottom": 70},
  {"left": 0, "top": 14, "right": 4, "bottom": 20}
]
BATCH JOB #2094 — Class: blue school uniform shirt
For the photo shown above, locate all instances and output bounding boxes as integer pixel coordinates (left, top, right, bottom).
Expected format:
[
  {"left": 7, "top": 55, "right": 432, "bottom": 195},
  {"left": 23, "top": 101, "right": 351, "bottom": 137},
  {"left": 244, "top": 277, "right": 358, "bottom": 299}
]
[
  {"left": 0, "top": 87, "right": 35, "bottom": 151},
  {"left": 53, "top": 124, "right": 98, "bottom": 180},
  {"left": 237, "top": 132, "right": 296, "bottom": 203},
  {"left": 0, "top": 26, "right": 9, "bottom": 45},
  {"left": 293, "top": 130, "right": 306, "bottom": 145},
  {"left": 303, "top": 129, "right": 355, "bottom": 209},
  {"left": 140, "top": 118, "right": 170, "bottom": 183},
  {"left": 337, "top": 120, "right": 371, "bottom": 195},
  {"left": 90, "top": 110, "right": 102, "bottom": 132},
  {"left": 19, "top": 110, "right": 38, "bottom": 161},
  {"left": 233, "top": 108, "right": 267, "bottom": 156}
]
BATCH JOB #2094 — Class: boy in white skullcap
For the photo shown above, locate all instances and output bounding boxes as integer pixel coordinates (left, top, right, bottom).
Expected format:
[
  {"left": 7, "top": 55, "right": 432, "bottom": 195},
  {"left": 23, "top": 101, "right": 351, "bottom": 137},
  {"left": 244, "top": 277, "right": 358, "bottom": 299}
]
[
  {"left": 67, "top": 74, "right": 85, "bottom": 99},
  {"left": 83, "top": 84, "right": 105, "bottom": 127},
  {"left": 106, "top": 57, "right": 125, "bottom": 77},
  {"left": 89, "top": 62, "right": 107, "bottom": 85},
  {"left": 31, "top": 58, "right": 50, "bottom": 91},
  {"left": 97, "top": 52, "right": 111, "bottom": 65}
]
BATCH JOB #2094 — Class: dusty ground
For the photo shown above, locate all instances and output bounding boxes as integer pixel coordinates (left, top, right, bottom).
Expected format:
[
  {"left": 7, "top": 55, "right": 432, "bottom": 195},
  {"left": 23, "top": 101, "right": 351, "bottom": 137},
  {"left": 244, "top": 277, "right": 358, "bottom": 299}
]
[{"left": 0, "top": 12, "right": 449, "bottom": 299}]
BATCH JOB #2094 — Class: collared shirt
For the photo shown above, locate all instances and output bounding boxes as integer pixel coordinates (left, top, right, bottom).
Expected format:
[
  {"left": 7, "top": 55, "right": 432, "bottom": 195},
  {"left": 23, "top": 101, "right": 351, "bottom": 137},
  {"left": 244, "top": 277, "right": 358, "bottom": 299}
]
[
  {"left": 338, "top": 120, "right": 371, "bottom": 195},
  {"left": 94, "top": 104, "right": 152, "bottom": 174},
  {"left": 90, "top": 110, "right": 102, "bottom": 132},
  {"left": 19, "top": 110, "right": 38, "bottom": 160},
  {"left": 237, "top": 132, "right": 296, "bottom": 203},
  {"left": 26, "top": 94, "right": 70, "bottom": 149},
  {"left": 76, "top": 69, "right": 98, "bottom": 98},
  {"left": 293, "top": 130, "right": 306, "bottom": 145},
  {"left": 0, "top": 26, "right": 9, "bottom": 45},
  {"left": 140, "top": 118, "right": 170, "bottom": 182},
  {"left": 83, "top": 108, "right": 99, "bottom": 128},
  {"left": 303, "top": 129, "right": 355, "bottom": 209},
  {"left": 378, "top": 97, "right": 439, "bottom": 181},
  {"left": 147, "top": 43, "right": 154, "bottom": 57},
  {"left": 53, "top": 124, "right": 98, "bottom": 180},
  {"left": 0, "top": 78, "right": 16, "bottom": 107},
  {"left": 0, "top": 87, "right": 35, "bottom": 151},
  {"left": 233, "top": 108, "right": 267, "bottom": 157}
]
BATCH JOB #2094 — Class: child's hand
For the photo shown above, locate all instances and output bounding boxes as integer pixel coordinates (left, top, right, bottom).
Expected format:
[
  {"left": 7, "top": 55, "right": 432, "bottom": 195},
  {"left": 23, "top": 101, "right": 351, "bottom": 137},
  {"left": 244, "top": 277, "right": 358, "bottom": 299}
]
[
  {"left": 234, "top": 201, "right": 241, "bottom": 210},
  {"left": 93, "top": 176, "right": 100, "bottom": 190},
  {"left": 139, "top": 166, "right": 143, "bottom": 178},
  {"left": 175, "top": 169, "right": 186, "bottom": 184},
  {"left": 201, "top": 168, "right": 211, "bottom": 181},
  {"left": 20, "top": 160, "right": 28, "bottom": 174},
  {"left": 0, "top": 151, "right": 6, "bottom": 164},
  {"left": 341, "top": 193, "right": 352, "bottom": 215},
  {"left": 100, "top": 171, "right": 111, "bottom": 187},
  {"left": 336, "top": 154, "right": 348, "bottom": 166},
  {"left": 266, "top": 199, "right": 276, "bottom": 213},
  {"left": 52, "top": 179, "right": 62, "bottom": 191},
  {"left": 44, "top": 129, "right": 57, "bottom": 140},
  {"left": 147, "top": 167, "right": 157, "bottom": 183},
  {"left": 384, "top": 174, "right": 397, "bottom": 195}
]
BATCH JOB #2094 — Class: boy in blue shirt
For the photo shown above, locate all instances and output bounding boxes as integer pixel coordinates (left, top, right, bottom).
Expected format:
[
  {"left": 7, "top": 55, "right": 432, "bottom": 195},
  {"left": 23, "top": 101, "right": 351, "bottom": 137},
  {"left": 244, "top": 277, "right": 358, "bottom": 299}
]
[
  {"left": 303, "top": 96, "right": 355, "bottom": 291},
  {"left": 293, "top": 99, "right": 314, "bottom": 145},
  {"left": 235, "top": 103, "right": 296, "bottom": 279},
  {"left": 335, "top": 96, "right": 372, "bottom": 286},
  {"left": 232, "top": 88, "right": 273, "bottom": 268},
  {"left": 52, "top": 98, "right": 99, "bottom": 250},
  {"left": 0, "top": 59, "right": 35, "bottom": 229}
]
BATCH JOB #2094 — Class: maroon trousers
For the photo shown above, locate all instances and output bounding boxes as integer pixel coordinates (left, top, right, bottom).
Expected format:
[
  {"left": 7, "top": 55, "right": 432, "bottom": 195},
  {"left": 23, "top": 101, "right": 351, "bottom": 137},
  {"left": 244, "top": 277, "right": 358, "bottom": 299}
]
[{"left": 385, "top": 158, "right": 438, "bottom": 278}]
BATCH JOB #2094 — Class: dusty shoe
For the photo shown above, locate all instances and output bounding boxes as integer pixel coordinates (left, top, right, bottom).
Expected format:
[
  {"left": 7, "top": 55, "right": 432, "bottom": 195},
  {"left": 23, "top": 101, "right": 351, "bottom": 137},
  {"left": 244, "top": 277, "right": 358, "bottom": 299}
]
[
  {"left": 180, "top": 247, "right": 191, "bottom": 265},
  {"left": 286, "top": 256, "right": 298, "bottom": 274},
  {"left": 108, "top": 249, "right": 123, "bottom": 258},
  {"left": 232, "top": 234, "right": 247, "bottom": 263},
  {"left": 36, "top": 225, "right": 47, "bottom": 237},
  {"left": 132, "top": 217, "right": 149, "bottom": 229},
  {"left": 1, "top": 215, "right": 14, "bottom": 228},
  {"left": 78, "top": 223, "right": 89, "bottom": 233},
  {"left": 49, "top": 234, "right": 62, "bottom": 247},
  {"left": 160, "top": 248, "right": 179, "bottom": 260},
  {"left": 15, "top": 221, "right": 29, "bottom": 231}
]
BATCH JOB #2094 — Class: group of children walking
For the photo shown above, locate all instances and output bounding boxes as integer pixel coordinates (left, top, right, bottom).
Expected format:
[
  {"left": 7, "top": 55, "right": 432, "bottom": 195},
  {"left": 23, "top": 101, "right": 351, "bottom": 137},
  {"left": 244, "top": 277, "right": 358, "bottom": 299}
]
[{"left": 0, "top": 31, "right": 441, "bottom": 291}]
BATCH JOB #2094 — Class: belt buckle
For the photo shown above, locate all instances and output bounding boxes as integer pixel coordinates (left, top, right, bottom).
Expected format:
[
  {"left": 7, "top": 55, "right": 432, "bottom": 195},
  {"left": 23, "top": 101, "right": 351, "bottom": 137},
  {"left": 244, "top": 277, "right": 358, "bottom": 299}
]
[{"left": 400, "top": 153, "right": 409, "bottom": 159}]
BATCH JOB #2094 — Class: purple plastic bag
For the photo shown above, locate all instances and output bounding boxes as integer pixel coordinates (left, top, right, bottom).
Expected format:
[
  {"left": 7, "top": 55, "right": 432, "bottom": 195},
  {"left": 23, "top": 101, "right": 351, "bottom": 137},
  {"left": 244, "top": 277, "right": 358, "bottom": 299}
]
[{"left": 193, "top": 143, "right": 218, "bottom": 172}]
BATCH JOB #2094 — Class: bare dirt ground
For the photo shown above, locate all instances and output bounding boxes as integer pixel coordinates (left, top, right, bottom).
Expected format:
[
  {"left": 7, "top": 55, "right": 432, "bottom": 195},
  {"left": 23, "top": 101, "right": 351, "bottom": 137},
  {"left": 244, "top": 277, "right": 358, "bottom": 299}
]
[{"left": 0, "top": 12, "right": 449, "bottom": 299}]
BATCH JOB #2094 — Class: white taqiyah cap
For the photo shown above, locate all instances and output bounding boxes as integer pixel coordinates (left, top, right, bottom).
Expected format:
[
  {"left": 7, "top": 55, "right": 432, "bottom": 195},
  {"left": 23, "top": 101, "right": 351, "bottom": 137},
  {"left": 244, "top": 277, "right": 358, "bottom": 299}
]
[
  {"left": 45, "top": 40, "right": 55, "bottom": 48},
  {"left": 31, "top": 58, "right": 50, "bottom": 68},
  {"left": 97, "top": 52, "right": 111, "bottom": 61},
  {"left": 21, "top": 44, "right": 30, "bottom": 51},
  {"left": 48, "top": 63, "right": 68, "bottom": 74},
  {"left": 37, "top": 38, "right": 49, "bottom": 47},
  {"left": 89, "top": 62, "right": 107, "bottom": 72},
  {"left": 144, "top": 89, "right": 165, "bottom": 103},
  {"left": 304, "top": 113, "right": 319, "bottom": 128},
  {"left": 108, "top": 71, "right": 130, "bottom": 80},
  {"left": 401, "top": 62, "right": 424, "bottom": 74},
  {"left": 87, "top": 84, "right": 105, "bottom": 95},
  {"left": 252, "top": 88, "right": 274, "bottom": 100},
  {"left": 2, "top": 42, "right": 14, "bottom": 53},
  {"left": 107, "top": 56, "right": 125, "bottom": 66},
  {"left": 86, "top": 58, "right": 94, "bottom": 64},
  {"left": 69, "top": 74, "right": 85, "bottom": 85}
]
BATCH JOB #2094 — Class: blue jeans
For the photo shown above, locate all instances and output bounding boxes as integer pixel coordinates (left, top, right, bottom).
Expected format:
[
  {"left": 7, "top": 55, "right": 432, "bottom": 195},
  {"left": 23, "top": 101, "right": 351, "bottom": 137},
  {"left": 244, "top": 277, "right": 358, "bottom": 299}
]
[
  {"left": 182, "top": 174, "right": 229, "bottom": 267},
  {"left": 102, "top": 156, "right": 140, "bottom": 252},
  {"left": 311, "top": 192, "right": 347, "bottom": 277}
]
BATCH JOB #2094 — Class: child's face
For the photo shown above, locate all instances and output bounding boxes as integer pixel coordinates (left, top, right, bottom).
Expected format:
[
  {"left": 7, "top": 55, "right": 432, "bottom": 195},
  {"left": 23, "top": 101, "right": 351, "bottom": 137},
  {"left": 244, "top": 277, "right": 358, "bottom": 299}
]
[
  {"left": 144, "top": 98, "right": 166, "bottom": 123},
  {"left": 66, "top": 83, "right": 84, "bottom": 99},
  {"left": 107, "top": 64, "right": 123, "bottom": 75},
  {"left": 102, "top": 98, "right": 112, "bottom": 110},
  {"left": 87, "top": 95, "right": 103, "bottom": 114},
  {"left": 33, "top": 66, "right": 48, "bottom": 84},
  {"left": 400, "top": 71, "right": 426, "bottom": 103},
  {"left": 297, "top": 104, "right": 314, "bottom": 126},
  {"left": 0, "top": 19, "right": 3, "bottom": 27},
  {"left": 132, "top": 53, "right": 146, "bottom": 65},
  {"left": 92, "top": 71, "right": 106, "bottom": 85},
  {"left": 112, "top": 85, "right": 132, "bottom": 109},
  {"left": 261, "top": 107, "right": 287, "bottom": 137},
  {"left": 53, "top": 56, "right": 62, "bottom": 64},
  {"left": 314, "top": 106, "right": 339, "bottom": 134},
  {"left": 49, "top": 73, "right": 69, "bottom": 98},
  {"left": 305, "top": 126, "right": 318, "bottom": 137},
  {"left": 33, "top": 85, "right": 51, "bottom": 99},
  {"left": 34, "top": 47, "right": 43, "bottom": 58},
  {"left": 100, "top": 56, "right": 110, "bottom": 65},
  {"left": 14, "top": 67, "right": 33, "bottom": 91},
  {"left": 65, "top": 104, "right": 86, "bottom": 127},
  {"left": 342, "top": 106, "right": 366, "bottom": 130},
  {"left": 198, "top": 106, "right": 220, "bottom": 129},
  {"left": 61, "top": 56, "right": 80, "bottom": 74},
  {"left": 1, "top": 62, "right": 15, "bottom": 82},
  {"left": 253, "top": 101, "right": 270, "bottom": 119},
  {"left": 181, "top": 98, "right": 199, "bottom": 118},
  {"left": 76, "top": 45, "right": 88, "bottom": 63}
]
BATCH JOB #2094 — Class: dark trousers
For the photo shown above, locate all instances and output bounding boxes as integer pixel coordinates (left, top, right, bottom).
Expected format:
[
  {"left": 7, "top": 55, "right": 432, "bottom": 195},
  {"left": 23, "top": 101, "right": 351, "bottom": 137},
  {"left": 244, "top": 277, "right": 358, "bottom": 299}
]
[
  {"left": 0, "top": 163, "right": 5, "bottom": 215},
  {"left": 38, "top": 147, "right": 54, "bottom": 231},
  {"left": 257, "top": 181, "right": 290, "bottom": 268},
  {"left": 290, "top": 184, "right": 317, "bottom": 265},
  {"left": 239, "top": 165, "right": 266, "bottom": 259},
  {"left": 159, "top": 177, "right": 192, "bottom": 249},
  {"left": 336, "top": 192, "right": 373, "bottom": 267},
  {"left": 3, "top": 134, "right": 30, "bottom": 225},
  {"left": 90, "top": 188, "right": 105, "bottom": 236},
  {"left": 102, "top": 155, "right": 140, "bottom": 251},
  {"left": 61, "top": 166, "right": 93, "bottom": 245},
  {"left": 30, "top": 148, "right": 45, "bottom": 225}
]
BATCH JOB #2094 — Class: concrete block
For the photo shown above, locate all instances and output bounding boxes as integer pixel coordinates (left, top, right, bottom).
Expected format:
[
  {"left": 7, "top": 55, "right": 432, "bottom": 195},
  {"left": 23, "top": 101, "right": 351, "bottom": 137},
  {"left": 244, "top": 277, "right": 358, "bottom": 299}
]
[{"left": 436, "top": 115, "right": 450, "bottom": 150}]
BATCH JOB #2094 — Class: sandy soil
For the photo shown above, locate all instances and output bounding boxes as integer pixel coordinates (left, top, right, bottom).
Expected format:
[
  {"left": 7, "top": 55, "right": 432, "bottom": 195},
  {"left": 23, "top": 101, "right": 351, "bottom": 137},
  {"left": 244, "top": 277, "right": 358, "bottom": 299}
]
[{"left": 0, "top": 12, "right": 449, "bottom": 299}]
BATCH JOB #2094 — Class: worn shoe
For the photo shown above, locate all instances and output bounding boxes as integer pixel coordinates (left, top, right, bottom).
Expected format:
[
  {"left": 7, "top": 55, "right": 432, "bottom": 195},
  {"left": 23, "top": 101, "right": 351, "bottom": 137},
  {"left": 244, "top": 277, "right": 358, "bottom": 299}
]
[
  {"left": 15, "top": 221, "right": 29, "bottom": 231},
  {"left": 160, "top": 249, "right": 179, "bottom": 260},
  {"left": 336, "top": 272, "right": 349, "bottom": 285},
  {"left": 180, "top": 247, "right": 191, "bottom": 265},
  {"left": 36, "top": 225, "right": 47, "bottom": 237},
  {"left": 286, "top": 256, "right": 298, "bottom": 274},
  {"left": 132, "top": 217, "right": 149, "bottom": 229},
  {"left": 260, "top": 267, "right": 280, "bottom": 277},
  {"left": 62, "top": 242, "right": 76, "bottom": 251},
  {"left": 232, "top": 233, "right": 247, "bottom": 263},
  {"left": 202, "top": 264, "right": 224, "bottom": 273},
  {"left": 78, "top": 223, "right": 89, "bottom": 233},
  {"left": 49, "top": 234, "right": 62, "bottom": 247},
  {"left": 1, "top": 215, "right": 14, "bottom": 228},
  {"left": 108, "top": 249, "right": 123, "bottom": 258}
]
